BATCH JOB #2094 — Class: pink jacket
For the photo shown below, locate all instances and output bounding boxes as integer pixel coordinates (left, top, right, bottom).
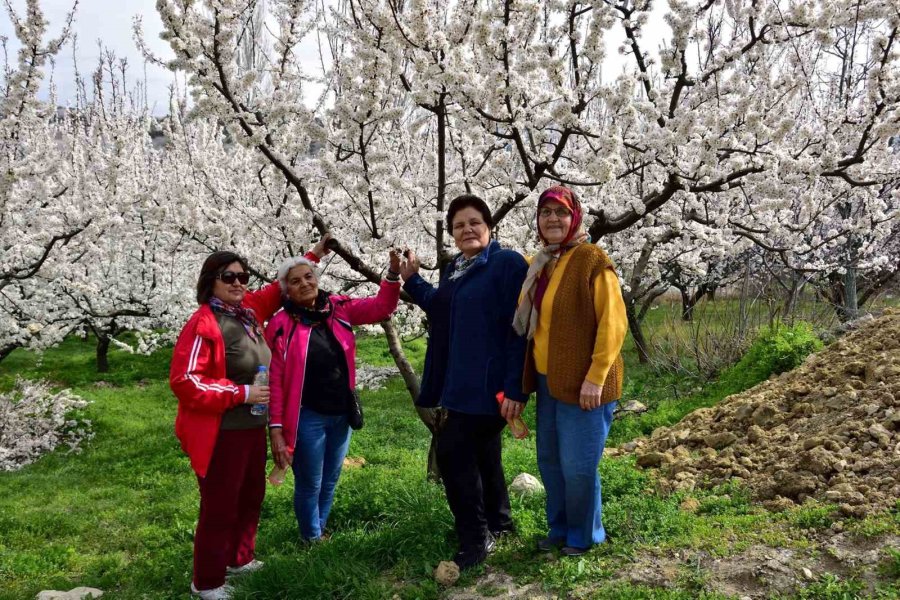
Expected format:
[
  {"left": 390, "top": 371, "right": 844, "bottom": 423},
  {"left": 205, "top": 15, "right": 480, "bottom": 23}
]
[{"left": 264, "top": 280, "right": 400, "bottom": 446}]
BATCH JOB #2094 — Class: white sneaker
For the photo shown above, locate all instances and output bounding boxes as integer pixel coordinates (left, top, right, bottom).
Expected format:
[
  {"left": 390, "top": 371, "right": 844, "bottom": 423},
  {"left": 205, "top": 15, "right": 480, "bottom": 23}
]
[
  {"left": 190, "top": 583, "right": 233, "bottom": 599},
  {"left": 226, "top": 559, "right": 265, "bottom": 576}
]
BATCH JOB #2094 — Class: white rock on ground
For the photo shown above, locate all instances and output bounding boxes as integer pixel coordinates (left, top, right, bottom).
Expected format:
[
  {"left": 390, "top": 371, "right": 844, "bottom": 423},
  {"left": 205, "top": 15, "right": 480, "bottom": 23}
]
[
  {"left": 36, "top": 588, "right": 103, "bottom": 600},
  {"left": 616, "top": 399, "right": 648, "bottom": 415},
  {"left": 509, "top": 472, "right": 544, "bottom": 497}
]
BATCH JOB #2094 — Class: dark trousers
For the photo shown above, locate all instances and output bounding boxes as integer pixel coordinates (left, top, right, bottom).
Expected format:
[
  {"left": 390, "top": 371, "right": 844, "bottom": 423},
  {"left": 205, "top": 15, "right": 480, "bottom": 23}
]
[
  {"left": 435, "top": 410, "right": 513, "bottom": 550},
  {"left": 193, "top": 428, "right": 267, "bottom": 590}
]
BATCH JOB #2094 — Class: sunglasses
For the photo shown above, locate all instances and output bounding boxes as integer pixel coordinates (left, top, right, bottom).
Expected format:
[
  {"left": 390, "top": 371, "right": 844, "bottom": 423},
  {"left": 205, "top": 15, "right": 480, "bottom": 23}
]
[{"left": 217, "top": 271, "right": 250, "bottom": 285}]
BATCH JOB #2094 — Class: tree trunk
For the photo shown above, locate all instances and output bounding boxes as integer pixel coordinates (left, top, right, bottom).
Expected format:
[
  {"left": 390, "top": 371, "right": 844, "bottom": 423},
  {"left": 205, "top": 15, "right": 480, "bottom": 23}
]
[
  {"left": 624, "top": 294, "right": 650, "bottom": 364},
  {"left": 96, "top": 335, "right": 111, "bottom": 373},
  {"left": 822, "top": 273, "right": 845, "bottom": 321},
  {"left": 434, "top": 98, "right": 452, "bottom": 270},
  {"left": 782, "top": 276, "right": 805, "bottom": 321},
  {"left": 380, "top": 320, "right": 442, "bottom": 482},
  {"left": 841, "top": 266, "right": 859, "bottom": 322},
  {"left": 680, "top": 288, "right": 694, "bottom": 322},
  {"left": 834, "top": 214, "right": 861, "bottom": 323}
]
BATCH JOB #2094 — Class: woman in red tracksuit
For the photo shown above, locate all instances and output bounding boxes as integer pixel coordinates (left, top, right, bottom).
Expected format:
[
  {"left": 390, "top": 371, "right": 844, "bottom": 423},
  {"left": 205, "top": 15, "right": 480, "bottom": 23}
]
[{"left": 169, "top": 242, "right": 324, "bottom": 599}]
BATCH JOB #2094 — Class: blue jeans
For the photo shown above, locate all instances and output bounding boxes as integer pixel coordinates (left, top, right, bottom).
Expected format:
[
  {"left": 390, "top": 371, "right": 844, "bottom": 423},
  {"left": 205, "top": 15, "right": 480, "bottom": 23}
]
[
  {"left": 536, "top": 375, "right": 617, "bottom": 549},
  {"left": 292, "top": 408, "right": 351, "bottom": 541}
]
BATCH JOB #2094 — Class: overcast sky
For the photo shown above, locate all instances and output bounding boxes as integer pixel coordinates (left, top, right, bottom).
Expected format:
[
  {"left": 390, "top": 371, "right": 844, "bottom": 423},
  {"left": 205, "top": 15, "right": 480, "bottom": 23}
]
[
  {"left": 1, "top": 0, "right": 670, "bottom": 117},
  {"left": 1, "top": 0, "right": 179, "bottom": 114}
]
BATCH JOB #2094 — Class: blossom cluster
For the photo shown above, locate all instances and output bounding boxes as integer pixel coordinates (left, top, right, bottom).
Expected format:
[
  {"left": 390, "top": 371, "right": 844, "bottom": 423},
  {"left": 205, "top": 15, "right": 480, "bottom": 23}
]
[{"left": 0, "top": 378, "right": 93, "bottom": 472}]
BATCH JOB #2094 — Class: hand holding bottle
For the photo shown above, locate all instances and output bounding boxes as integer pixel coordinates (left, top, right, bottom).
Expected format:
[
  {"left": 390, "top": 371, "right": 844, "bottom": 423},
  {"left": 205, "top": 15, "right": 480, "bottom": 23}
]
[
  {"left": 268, "top": 457, "right": 292, "bottom": 486},
  {"left": 268, "top": 441, "right": 294, "bottom": 486},
  {"left": 246, "top": 385, "right": 270, "bottom": 404},
  {"left": 496, "top": 392, "right": 528, "bottom": 439}
]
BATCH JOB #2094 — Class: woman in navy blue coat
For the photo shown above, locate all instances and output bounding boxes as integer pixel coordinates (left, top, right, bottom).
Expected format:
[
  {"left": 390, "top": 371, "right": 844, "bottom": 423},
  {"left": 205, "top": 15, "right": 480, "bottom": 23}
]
[{"left": 399, "top": 194, "right": 528, "bottom": 569}]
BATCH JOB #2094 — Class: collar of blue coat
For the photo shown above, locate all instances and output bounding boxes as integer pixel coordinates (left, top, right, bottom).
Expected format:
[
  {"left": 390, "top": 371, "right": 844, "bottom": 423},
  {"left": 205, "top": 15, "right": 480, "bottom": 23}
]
[{"left": 443, "top": 239, "right": 501, "bottom": 279}]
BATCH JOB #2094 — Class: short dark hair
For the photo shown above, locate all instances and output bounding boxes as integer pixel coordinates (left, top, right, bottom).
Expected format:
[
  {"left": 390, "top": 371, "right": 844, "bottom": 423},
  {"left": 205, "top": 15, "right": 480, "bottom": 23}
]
[
  {"left": 446, "top": 194, "right": 494, "bottom": 232},
  {"left": 196, "top": 250, "right": 250, "bottom": 305}
]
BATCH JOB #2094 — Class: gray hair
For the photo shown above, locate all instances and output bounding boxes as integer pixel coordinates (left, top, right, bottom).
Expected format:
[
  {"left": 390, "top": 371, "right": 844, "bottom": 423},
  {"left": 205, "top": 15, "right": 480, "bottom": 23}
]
[{"left": 276, "top": 256, "right": 319, "bottom": 293}]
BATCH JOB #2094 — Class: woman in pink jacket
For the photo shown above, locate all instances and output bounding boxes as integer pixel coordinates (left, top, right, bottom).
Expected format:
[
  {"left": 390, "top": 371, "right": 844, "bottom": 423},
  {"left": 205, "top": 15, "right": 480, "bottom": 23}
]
[{"left": 267, "top": 248, "right": 401, "bottom": 542}]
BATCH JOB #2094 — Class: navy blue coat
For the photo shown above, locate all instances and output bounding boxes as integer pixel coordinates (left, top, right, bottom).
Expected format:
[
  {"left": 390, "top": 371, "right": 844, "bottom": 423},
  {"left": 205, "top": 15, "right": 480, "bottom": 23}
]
[{"left": 404, "top": 240, "right": 529, "bottom": 415}]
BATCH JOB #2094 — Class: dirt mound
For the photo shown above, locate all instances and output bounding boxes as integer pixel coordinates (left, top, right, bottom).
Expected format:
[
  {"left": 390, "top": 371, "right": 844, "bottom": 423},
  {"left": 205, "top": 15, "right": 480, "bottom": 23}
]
[
  {"left": 615, "top": 531, "right": 899, "bottom": 599},
  {"left": 624, "top": 309, "right": 900, "bottom": 517}
]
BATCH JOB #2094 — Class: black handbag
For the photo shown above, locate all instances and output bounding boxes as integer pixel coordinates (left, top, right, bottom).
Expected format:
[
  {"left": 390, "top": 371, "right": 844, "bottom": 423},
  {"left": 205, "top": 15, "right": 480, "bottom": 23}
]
[{"left": 347, "top": 389, "right": 364, "bottom": 430}]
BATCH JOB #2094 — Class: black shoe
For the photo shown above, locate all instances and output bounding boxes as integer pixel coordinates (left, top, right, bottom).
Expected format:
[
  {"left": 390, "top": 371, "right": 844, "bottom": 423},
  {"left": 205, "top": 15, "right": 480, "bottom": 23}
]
[
  {"left": 560, "top": 545, "right": 590, "bottom": 557},
  {"left": 489, "top": 524, "right": 516, "bottom": 540},
  {"left": 454, "top": 534, "right": 494, "bottom": 569},
  {"left": 536, "top": 536, "right": 565, "bottom": 552},
  {"left": 453, "top": 547, "right": 487, "bottom": 569}
]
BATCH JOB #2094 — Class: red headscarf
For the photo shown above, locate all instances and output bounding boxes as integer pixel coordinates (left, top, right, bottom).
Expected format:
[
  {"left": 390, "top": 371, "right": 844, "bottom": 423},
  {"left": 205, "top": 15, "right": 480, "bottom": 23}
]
[
  {"left": 513, "top": 186, "right": 589, "bottom": 333},
  {"left": 537, "top": 185, "right": 583, "bottom": 247}
]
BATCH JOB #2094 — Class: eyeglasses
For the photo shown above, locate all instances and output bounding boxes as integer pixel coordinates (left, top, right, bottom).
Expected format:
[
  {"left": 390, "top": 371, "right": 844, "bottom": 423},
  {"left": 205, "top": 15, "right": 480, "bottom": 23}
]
[
  {"left": 538, "top": 207, "right": 572, "bottom": 219},
  {"left": 217, "top": 271, "right": 250, "bottom": 285}
]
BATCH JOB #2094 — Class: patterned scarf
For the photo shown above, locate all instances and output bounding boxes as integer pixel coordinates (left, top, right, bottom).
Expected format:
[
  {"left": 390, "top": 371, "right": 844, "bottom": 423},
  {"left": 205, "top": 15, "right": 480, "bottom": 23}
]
[
  {"left": 448, "top": 251, "right": 483, "bottom": 281},
  {"left": 513, "top": 186, "right": 589, "bottom": 339},
  {"left": 209, "top": 297, "right": 261, "bottom": 342},
  {"left": 283, "top": 290, "right": 333, "bottom": 326}
]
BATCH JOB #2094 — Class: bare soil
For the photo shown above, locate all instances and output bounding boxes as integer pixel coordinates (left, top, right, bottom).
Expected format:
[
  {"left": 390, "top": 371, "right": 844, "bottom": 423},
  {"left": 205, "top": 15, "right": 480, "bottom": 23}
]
[{"left": 624, "top": 309, "right": 900, "bottom": 518}]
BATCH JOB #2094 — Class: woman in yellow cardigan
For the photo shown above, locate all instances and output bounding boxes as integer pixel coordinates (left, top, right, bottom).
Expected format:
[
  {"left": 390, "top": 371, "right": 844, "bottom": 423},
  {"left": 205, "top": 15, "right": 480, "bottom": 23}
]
[{"left": 509, "top": 185, "right": 627, "bottom": 556}]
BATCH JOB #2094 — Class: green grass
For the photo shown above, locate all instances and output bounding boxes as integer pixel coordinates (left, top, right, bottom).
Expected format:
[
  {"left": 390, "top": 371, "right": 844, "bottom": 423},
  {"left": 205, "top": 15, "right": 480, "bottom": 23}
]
[
  {"left": 1, "top": 318, "right": 899, "bottom": 599},
  {"left": 355, "top": 333, "right": 427, "bottom": 371},
  {"left": 0, "top": 379, "right": 194, "bottom": 599},
  {"left": 0, "top": 334, "right": 172, "bottom": 390}
]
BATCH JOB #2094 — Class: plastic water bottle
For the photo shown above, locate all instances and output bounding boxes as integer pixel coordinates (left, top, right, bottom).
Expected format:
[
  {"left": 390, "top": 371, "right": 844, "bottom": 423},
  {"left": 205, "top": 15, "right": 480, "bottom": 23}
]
[
  {"left": 268, "top": 445, "right": 294, "bottom": 486},
  {"left": 268, "top": 464, "right": 288, "bottom": 486},
  {"left": 250, "top": 365, "right": 269, "bottom": 416},
  {"left": 495, "top": 392, "right": 529, "bottom": 439}
]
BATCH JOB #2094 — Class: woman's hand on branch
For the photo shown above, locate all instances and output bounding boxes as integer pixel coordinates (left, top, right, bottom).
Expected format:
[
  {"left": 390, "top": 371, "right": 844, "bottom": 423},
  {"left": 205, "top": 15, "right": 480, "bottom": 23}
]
[
  {"left": 399, "top": 249, "right": 420, "bottom": 280},
  {"left": 388, "top": 248, "right": 402, "bottom": 275},
  {"left": 311, "top": 233, "right": 335, "bottom": 259}
]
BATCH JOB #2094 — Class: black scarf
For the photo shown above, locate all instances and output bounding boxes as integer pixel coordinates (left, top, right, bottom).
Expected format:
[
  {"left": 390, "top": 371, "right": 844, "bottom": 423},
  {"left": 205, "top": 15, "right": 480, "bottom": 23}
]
[{"left": 283, "top": 290, "right": 333, "bottom": 326}]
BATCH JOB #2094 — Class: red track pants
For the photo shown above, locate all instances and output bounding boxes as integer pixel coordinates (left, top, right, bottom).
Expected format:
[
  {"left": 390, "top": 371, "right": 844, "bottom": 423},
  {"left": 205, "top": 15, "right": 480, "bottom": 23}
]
[{"left": 193, "top": 427, "right": 267, "bottom": 590}]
